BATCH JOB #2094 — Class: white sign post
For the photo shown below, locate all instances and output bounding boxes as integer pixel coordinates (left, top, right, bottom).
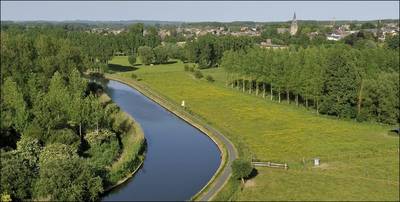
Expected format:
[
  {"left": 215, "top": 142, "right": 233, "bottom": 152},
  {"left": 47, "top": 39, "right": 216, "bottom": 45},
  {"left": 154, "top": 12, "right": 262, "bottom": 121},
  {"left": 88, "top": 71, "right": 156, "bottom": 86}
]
[{"left": 314, "top": 158, "right": 320, "bottom": 166}]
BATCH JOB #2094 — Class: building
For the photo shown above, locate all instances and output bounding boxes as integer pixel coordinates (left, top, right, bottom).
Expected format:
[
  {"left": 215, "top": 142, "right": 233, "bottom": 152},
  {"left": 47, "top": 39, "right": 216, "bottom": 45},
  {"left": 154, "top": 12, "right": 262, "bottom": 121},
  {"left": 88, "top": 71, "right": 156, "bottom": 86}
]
[
  {"left": 276, "top": 13, "right": 298, "bottom": 35},
  {"left": 277, "top": 28, "right": 289, "bottom": 34},
  {"left": 290, "top": 12, "right": 298, "bottom": 36},
  {"left": 260, "top": 39, "right": 287, "bottom": 49}
]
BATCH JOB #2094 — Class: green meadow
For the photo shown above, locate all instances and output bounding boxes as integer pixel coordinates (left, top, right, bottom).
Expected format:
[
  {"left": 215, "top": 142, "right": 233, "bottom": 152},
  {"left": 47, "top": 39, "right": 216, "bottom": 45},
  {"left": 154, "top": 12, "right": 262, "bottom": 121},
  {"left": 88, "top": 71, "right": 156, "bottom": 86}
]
[{"left": 108, "top": 56, "right": 399, "bottom": 201}]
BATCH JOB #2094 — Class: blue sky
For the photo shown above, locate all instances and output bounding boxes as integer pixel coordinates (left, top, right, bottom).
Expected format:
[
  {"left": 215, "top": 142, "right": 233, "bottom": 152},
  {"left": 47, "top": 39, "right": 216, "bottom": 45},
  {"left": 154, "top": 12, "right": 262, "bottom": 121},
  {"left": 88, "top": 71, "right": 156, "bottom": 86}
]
[{"left": 1, "top": 1, "right": 399, "bottom": 22}]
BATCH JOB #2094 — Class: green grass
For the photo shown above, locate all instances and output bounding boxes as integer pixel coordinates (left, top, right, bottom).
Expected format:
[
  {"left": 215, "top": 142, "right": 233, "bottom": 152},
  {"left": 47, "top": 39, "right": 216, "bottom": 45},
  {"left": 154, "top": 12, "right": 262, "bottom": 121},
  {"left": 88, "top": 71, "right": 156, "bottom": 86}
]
[
  {"left": 109, "top": 56, "right": 133, "bottom": 67},
  {"left": 108, "top": 56, "right": 399, "bottom": 201}
]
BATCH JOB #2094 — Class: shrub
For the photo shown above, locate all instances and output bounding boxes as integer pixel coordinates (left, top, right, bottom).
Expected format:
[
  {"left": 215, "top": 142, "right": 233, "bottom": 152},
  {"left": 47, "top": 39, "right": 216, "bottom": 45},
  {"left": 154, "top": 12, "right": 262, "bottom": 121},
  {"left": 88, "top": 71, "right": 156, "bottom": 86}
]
[
  {"left": 193, "top": 70, "right": 203, "bottom": 79},
  {"left": 137, "top": 46, "right": 154, "bottom": 65},
  {"left": 153, "top": 45, "right": 169, "bottom": 64},
  {"left": 48, "top": 129, "right": 80, "bottom": 151},
  {"left": 130, "top": 73, "right": 137, "bottom": 80},
  {"left": 206, "top": 75, "right": 215, "bottom": 82},
  {"left": 85, "top": 129, "right": 116, "bottom": 145},
  {"left": 128, "top": 55, "right": 136, "bottom": 66},
  {"left": 184, "top": 64, "right": 189, "bottom": 71}
]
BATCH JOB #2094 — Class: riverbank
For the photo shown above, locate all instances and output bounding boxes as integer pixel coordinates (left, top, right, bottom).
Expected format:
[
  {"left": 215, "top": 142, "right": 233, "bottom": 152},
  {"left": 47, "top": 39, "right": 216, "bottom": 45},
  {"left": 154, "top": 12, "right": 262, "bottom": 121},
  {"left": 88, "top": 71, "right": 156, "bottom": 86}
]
[
  {"left": 98, "top": 93, "right": 146, "bottom": 193},
  {"left": 105, "top": 74, "right": 238, "bottom": 201}
]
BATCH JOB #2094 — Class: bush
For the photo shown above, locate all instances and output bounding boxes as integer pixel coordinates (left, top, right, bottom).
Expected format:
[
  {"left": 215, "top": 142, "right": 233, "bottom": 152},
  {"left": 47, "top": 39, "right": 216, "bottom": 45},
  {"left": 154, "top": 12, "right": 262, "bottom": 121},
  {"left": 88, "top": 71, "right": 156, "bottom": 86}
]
[
  {"left": 138, "top": 46, "right": 154, "bottom": 65},
  {"left": 130, "top": 73, "right": 137, "bottom": 80},
  {"left": 188, "top": 66, "right": 195, "bottom": 72},
  {"left": 85, "top": 130, "right": 120, "bottom": 168},
  {"left": 48, "top": 129, "right": 80, "bottom": 151},
  {"left": 184, "top": 64, "right": 189, "bottom": 71},
  {"left": 206, "top": 75, "right": 215, "bottom": 82},
  {"left": 128, "top": 55, "right": 136, "bottom": 66},
  {"left": 193, "top": 70, "right": 203, "bottom": 79},
  {"left": 85, "top": 129, "right": 116, "bottom": 145},
  {"left": 153, "top": 45, "right": 169, "bottom": 64}
]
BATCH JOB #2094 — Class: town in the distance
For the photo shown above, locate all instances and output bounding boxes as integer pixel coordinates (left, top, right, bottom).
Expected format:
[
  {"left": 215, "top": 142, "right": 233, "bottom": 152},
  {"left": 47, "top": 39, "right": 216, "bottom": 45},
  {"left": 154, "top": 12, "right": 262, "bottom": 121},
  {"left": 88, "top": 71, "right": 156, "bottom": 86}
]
[{"left": 61, "top": 13, "right": 400, "bottom": 48}]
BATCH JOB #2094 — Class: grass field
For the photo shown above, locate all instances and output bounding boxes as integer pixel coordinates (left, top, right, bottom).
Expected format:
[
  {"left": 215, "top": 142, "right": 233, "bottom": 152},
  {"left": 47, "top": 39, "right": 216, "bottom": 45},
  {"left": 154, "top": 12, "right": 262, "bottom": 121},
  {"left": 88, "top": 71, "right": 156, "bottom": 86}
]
[{"left": 108, "top": 56, "right": 399, "bottom": 201}]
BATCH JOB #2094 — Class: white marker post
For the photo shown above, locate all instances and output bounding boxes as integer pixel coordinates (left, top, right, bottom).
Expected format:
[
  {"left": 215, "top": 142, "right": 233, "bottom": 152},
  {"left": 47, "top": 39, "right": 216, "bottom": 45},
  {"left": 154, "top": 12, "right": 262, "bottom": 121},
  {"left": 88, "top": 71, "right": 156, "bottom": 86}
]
[{"left": 181, "top": 100, "right": 185, "bottom": 108}]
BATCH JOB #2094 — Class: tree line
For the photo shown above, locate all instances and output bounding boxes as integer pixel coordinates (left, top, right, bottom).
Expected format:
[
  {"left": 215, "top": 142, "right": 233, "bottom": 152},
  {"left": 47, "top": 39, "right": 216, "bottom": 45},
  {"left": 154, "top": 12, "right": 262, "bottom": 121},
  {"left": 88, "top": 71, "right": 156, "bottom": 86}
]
[
  {"left": 184, "top": 34, "right": 256, "bottom": 68},
  {"left": 221, "top": 44, "right": 399, "bottom": 124}
]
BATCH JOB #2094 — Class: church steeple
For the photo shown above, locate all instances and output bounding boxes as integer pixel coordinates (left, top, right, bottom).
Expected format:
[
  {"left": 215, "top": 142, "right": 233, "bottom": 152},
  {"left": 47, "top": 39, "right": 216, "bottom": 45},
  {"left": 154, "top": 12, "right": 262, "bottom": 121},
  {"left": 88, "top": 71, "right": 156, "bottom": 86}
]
[{"left": 290, "top": 12, "right": 298, "bottom": 36}]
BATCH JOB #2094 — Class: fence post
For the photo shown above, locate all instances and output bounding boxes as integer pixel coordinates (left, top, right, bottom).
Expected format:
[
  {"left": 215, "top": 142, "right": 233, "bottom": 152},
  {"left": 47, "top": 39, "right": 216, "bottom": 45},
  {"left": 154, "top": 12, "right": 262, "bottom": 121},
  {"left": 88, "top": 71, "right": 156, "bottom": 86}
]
[{"left": 284, "top": 163, "right": 288, "bottom": 170}]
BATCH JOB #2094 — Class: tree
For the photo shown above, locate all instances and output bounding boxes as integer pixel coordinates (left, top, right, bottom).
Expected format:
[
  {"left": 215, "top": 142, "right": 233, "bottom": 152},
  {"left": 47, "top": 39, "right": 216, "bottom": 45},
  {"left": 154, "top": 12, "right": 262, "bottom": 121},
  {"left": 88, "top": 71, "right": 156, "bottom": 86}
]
[
  {"left": 231, "top": 159, "right": 253, "bottom": 184},
  {"left": 34, "top": 143, "right": 103, "bottom": 201},
  {"left": 87, "top": 94, "right": 105, "bottom": 135},
  {"left": 0, "top": 151, "right": 36, "bottom": 201},
  {"left": 137, "top": 46, "right": 154, "bottom": 65},
  {"left": 1, "top": 77, "right": 29, "bottom": 133},
  {"left": 153, "top": 45, "right": 169, "bottom": 64},
  {"left": 128, "top": 55, "right": 136, "bottom": 66},
  {"left": 163, "top": 43, "right": 180, "bottom": 59},
  {"left": 361, "top": 22, "right": 376, "bottom": 29},
  {"left": 385, "top": 35, "right": 399, "bottom": 50},
  {"left": 68, "top": 68, "right": 87, "bottom": 98},
  {"left": 47, "top": 129, "right": 80, "bottom": 151},
  {"left": 143, "top": 26, "right": 161, "bottom": 48},
  {"left": 1, "top": 137, "right": 40, "bottom": 201},
  {"left": 320, "top": 46, "right": 359, "bottom": 118},
  {"left": 16, "top": 136, "right": 42, "bottom": 172},
  {"left": 363, "top": 72, "right": 399, "bottom": 124},
  {"left": 32, "top": 72, "right": 70, "bottom": 139}
]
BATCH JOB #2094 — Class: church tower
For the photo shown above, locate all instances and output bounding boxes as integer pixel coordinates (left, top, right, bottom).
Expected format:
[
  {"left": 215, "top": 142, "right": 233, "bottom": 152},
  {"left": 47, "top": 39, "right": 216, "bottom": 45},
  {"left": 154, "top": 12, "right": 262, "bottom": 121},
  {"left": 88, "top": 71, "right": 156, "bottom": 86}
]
[{"left": 290, "top": 12, "right": 298, "bottom": 36}]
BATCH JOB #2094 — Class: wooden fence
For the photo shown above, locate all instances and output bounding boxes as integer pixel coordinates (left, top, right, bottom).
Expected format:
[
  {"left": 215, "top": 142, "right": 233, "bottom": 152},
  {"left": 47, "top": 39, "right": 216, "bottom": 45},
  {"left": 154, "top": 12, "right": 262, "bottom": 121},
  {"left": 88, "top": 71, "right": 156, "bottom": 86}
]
[{"left": 251, "top": 161, "right": 288, "bottom": 170}]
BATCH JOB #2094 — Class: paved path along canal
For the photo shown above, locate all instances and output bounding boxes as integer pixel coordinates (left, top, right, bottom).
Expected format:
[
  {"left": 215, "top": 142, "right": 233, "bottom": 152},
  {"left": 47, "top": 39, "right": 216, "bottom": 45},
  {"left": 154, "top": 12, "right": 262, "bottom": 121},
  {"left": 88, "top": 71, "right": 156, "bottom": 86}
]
[{"left": 102, "top": 80, "right": 221, "bottom": 201}]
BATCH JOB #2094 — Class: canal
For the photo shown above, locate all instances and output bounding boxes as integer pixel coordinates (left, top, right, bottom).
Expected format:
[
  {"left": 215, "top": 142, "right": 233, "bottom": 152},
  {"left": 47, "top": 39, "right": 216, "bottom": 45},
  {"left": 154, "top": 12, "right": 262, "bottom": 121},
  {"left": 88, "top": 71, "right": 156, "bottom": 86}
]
[{"left": 102, "top": 80, "right": 221, "bottom": 201}]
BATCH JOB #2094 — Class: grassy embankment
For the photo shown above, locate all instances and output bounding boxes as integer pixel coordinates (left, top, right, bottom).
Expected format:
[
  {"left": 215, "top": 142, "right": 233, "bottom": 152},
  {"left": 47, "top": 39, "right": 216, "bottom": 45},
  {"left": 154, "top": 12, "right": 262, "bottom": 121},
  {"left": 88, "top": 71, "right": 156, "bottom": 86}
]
[
  {"left": 108, "top": 56, "right": 399, "bottom": 201},
  {"left": 98, "top": 93, "right": 145, "bottom": 191}
]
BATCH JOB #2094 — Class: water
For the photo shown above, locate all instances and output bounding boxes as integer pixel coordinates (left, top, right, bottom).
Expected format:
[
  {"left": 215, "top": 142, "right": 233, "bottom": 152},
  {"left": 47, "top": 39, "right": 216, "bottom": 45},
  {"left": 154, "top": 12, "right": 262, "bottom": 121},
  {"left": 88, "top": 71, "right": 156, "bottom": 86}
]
[{"left": 102, "top": 80, "right": 221, "bottom": 201}]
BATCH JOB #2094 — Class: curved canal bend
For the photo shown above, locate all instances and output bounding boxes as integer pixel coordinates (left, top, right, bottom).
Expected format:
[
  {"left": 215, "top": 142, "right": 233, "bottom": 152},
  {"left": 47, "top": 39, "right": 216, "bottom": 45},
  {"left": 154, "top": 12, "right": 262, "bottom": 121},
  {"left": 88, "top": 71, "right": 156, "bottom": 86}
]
[{"left": 102, "top": 80, "right": 221, "bottom": 201}]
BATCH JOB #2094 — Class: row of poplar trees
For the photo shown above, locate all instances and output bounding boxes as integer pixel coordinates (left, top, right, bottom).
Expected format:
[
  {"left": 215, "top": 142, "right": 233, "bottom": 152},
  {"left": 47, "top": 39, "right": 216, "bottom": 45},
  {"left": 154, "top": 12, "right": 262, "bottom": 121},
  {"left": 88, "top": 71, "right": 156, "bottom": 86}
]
[{"left": 221, "top": 44, "right": 399, "bottom": 124}]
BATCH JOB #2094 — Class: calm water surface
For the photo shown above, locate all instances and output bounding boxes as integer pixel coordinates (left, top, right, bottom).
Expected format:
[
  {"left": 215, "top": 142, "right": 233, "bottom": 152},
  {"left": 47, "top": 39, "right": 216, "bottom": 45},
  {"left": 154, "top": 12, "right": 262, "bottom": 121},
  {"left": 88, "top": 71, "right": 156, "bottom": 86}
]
[{"left": 102, "top": 80, "right": 221, "bottom": 201}]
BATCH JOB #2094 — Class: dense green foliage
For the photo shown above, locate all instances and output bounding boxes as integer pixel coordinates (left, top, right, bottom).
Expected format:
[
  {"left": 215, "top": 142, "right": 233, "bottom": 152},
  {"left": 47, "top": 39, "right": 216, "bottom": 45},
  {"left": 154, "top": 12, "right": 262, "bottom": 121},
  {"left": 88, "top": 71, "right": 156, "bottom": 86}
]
[
  {"left": 128, "top": 54, "right": 137, "bottom": 66},
  {"left": 221, "top": 45, "right": 399, "bottom": 124},
  {"left": 34, "top": 143, "right": 103, "bottom": 201},
  {"left": 185, "top": 34, "right": 255, "bottom": 68},
  {"left": 231, "top": 159, "right": 253, "bottom": 184},
  {"left": 0, "top": 27, "right": 143, "bottom": 201},
  {"left": 138, "top": 46, "right": 155, "bottom": 65},
  {"left": 153, "top": 45, "right": 170, "bottom": 64}
]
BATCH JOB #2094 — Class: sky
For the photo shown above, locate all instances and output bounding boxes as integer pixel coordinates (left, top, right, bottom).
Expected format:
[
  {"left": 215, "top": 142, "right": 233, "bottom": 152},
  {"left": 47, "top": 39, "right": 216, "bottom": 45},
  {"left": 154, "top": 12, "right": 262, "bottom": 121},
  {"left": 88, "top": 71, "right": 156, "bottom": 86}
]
[{"left": 1, "top": 1, "right": 399, "bottom": 22}]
